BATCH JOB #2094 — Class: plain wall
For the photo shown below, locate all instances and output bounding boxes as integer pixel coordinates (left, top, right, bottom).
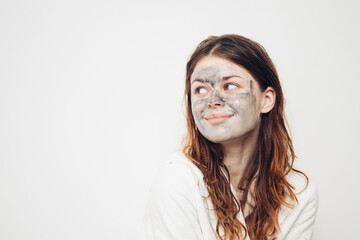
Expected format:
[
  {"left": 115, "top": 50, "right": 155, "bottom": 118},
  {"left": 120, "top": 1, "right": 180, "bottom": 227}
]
[{"left": 1, "top": 0, "right": 359, "bottom": 239}]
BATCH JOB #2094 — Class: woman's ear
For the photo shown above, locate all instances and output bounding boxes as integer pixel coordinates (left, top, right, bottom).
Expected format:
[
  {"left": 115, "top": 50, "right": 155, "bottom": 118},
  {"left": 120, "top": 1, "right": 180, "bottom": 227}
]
[{"left": 260, "top": 87, "right": 276, "bottom": 113}]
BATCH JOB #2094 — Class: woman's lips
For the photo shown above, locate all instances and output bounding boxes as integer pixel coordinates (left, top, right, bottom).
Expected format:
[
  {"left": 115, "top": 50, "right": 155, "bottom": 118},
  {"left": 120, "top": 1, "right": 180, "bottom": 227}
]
[{"left": 204, "top": 113, "right": 234, "bottom": 125}]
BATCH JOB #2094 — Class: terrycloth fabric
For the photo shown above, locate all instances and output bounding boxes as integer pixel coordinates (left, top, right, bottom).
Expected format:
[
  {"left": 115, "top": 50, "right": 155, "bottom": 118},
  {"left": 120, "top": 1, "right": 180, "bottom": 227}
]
[{"left": 139, "top": 152, "right": 318, "bottom": 240}]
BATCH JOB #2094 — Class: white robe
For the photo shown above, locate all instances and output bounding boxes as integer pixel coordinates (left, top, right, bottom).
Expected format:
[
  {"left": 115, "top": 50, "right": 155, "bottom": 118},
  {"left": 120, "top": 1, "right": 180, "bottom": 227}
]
[{"left": 139, "top": 152, "right": 318, "bottom": 240}]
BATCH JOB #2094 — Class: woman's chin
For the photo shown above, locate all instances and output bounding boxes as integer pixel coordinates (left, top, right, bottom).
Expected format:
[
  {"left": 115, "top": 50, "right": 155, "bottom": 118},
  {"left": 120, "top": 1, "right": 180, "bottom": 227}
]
[{"left": 204, "top": 134, "right": 232, "bottom": 144}]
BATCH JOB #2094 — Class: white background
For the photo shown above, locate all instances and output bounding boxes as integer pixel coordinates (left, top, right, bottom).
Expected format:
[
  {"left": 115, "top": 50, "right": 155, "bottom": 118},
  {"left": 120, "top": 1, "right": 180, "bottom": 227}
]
[{"left": 1, "top": 0, "right": 359, "bottom": 239}]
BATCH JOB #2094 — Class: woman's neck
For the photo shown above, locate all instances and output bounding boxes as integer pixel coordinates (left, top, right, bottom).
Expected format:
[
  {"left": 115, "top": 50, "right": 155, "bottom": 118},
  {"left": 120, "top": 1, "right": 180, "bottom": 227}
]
[{"left": 221, "top": 125, "right": 259, "bottom": 190}]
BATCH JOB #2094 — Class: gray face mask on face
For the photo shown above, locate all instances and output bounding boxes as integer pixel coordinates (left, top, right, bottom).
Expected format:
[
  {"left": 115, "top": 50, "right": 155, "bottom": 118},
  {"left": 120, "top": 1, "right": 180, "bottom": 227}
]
[{"left": 190, "top": 57, "right": 260, "bottom": 144}]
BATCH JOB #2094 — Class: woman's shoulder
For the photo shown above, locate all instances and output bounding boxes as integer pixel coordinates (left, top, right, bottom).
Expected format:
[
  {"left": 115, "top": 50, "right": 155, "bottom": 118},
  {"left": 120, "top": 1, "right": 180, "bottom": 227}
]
[
  {"left": 164, "top": 151, "right": 198, "bottom": 170},
  {"left": 140, "top": 152, "right": 209, "bottom": 240},
  {"left": 152, "top": 151, "right": 204, "bottom": 195},
  {"left": 277, "top": 170, "right": 319, "bottom": 238},
  {"left": 286, "top": 169, "right": 318, "bottom": 203}
]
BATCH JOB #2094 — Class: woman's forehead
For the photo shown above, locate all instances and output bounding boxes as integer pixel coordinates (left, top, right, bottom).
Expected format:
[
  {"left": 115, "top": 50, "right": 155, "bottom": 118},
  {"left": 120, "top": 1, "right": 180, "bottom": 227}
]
[{"left": 191, "top": 56, "right": 253, "bottom": 83}]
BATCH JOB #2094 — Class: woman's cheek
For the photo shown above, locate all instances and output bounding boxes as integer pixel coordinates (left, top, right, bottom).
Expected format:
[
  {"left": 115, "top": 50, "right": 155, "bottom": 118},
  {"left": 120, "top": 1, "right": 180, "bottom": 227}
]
[{"left": 191, "top": 98, "right": 208, "bottom": 117}]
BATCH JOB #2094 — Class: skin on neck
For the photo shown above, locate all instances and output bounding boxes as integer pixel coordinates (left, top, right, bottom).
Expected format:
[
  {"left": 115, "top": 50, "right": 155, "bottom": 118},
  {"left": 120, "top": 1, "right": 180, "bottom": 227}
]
[{"left": 221, "top": 121, "right": 260, "bottom": 193}]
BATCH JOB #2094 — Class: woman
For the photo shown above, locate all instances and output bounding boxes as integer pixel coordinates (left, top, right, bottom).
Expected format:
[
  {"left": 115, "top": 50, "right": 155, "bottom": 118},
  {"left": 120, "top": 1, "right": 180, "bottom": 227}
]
[{"left": 140, "top": 34, "right": 318, "bottom": 240}]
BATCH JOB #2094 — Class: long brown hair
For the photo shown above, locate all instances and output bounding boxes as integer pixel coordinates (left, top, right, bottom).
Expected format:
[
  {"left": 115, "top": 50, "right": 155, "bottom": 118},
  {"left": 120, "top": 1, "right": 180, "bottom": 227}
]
[{"left": 183, "top": 34, "right": 308, "bottom": 240}]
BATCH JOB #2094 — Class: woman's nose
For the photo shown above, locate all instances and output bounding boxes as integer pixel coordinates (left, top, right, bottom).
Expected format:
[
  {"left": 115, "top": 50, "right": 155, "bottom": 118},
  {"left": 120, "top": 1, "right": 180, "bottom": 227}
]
[{"left": 208, "top": 92, "right": 225, "bottom": 108}]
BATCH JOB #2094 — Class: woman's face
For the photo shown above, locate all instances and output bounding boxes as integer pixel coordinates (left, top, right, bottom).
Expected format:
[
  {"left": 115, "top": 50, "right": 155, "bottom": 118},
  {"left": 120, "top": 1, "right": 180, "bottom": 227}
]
[{"left": 190, "top": 55, "right": 264, "bottom": 143}]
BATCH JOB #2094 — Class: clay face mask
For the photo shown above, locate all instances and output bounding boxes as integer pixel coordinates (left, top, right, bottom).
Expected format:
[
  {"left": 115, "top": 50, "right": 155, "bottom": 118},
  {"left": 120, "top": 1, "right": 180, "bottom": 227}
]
[{"left": 190, "top": 56, "right": 261, "bottom": 143}]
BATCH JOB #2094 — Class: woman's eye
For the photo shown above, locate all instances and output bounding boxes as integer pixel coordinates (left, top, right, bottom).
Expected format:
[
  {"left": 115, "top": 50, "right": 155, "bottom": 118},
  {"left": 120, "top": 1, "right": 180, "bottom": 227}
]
[
  {"left": 225, "top": 83, "right": 238, "bottom": 90},
  {"left": 195, "top": 87, "right": 208, "bottom": 94}
]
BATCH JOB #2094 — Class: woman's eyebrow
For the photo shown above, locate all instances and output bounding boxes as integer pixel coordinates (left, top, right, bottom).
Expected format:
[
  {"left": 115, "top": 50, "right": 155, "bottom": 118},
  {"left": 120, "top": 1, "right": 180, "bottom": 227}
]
[
  {"left": 221, "top": 75, "right": 242, "bottom": 81},
  {"left": 192, "top": 75, "right": 242, "bottom": 84},
  {"left": 191, "top": 78, "right": 207, "bottom": 84}
]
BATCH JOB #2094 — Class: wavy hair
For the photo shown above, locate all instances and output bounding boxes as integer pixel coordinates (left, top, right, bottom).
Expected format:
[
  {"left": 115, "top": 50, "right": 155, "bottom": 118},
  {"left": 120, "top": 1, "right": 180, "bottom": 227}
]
[{"left": 182, "top": 34, "right": 308, "bottom": 240}]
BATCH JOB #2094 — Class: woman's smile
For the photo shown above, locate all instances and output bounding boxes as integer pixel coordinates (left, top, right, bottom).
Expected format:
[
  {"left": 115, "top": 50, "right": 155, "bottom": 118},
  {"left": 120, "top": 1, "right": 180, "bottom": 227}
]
[{"left": 204, "top": 113, "right": 234, "bottom": 125}]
